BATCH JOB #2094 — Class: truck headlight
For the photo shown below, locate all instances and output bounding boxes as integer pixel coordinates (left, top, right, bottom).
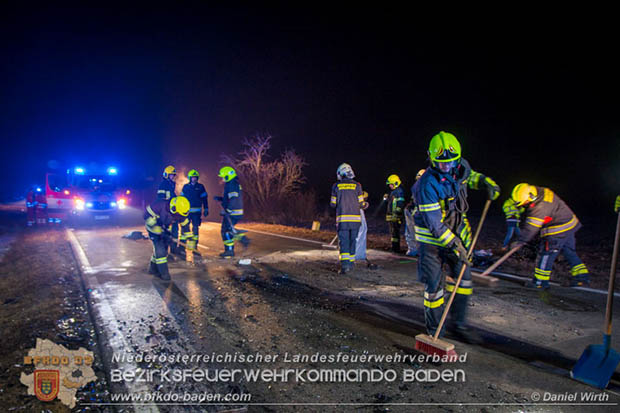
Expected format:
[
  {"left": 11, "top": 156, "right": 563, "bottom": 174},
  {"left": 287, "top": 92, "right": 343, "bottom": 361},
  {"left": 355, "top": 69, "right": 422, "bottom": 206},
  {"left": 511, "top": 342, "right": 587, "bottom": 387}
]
[
  {"left": 117, "top": 198, "right": 127, "bottom": 209},
  {"left": 75, "top": 199, "right": 85, "bottom": 210}
]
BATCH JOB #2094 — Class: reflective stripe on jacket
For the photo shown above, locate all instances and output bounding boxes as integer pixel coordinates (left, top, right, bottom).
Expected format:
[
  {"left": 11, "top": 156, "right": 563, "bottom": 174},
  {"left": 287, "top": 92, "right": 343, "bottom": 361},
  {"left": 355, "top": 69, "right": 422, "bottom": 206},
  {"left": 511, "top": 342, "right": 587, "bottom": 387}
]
[
  {"left": 330, "top": 179, "right": 363, "bottom": 228},
  {"left": 412, "top": 158, "right": 490, "bottom": 248},
  {"left": 518, "top": 187, "right": 580, "bottom": 242},
  {"left": 157, "top": 178, "right": 176, "bottom": 200}
]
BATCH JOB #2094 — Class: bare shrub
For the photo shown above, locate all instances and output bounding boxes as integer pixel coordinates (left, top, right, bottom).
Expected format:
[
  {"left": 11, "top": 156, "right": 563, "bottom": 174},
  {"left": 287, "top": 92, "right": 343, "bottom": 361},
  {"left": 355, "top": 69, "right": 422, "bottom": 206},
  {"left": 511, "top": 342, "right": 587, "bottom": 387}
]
[{"left": 221, "top": 134, "right": 315, "bottom": 224}]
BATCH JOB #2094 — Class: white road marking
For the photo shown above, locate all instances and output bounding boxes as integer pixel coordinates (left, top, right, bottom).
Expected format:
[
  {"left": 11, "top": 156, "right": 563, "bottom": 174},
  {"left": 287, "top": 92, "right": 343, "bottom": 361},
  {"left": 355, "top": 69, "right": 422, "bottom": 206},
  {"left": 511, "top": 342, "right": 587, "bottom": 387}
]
[{"left": 67, "top": 229, "right": 160, "bottom": 413}]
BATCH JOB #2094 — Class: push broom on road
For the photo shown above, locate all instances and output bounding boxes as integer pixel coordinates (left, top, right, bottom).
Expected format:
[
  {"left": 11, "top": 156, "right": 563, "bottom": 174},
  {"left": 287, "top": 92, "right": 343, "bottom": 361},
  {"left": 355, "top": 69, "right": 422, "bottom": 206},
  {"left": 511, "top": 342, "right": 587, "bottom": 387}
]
[
  {"left": 414, "top": 199, "right": 491, "bottom": 357},
  {"left": 571, "top": 210, "right": 620, "bottom": 389}
]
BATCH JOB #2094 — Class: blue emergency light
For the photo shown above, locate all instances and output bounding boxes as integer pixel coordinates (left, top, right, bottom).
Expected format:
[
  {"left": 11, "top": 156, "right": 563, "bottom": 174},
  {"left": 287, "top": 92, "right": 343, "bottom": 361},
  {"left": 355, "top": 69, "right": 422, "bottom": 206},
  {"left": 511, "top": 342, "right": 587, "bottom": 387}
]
[
  {"left": 107, "top": 167, "right": 118, "bottom": 175},
  {"left": 75, "top": 167, "right": 85, "bottom": 175}
]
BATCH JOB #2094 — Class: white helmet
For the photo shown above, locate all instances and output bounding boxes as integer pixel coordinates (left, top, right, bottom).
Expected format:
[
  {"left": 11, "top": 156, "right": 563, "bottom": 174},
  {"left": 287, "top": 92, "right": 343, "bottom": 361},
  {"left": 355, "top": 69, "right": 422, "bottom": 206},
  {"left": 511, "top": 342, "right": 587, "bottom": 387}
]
[{"left": 337, "top": 163, "right": 354, "bottom": 180}]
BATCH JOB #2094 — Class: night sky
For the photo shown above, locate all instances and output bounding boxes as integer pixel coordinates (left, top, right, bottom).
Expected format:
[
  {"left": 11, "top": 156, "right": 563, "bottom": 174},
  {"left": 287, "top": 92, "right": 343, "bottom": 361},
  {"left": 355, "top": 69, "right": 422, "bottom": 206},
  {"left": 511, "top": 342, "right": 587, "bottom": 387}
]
[{"left": 1, "top": 5, "right": 618, "bottom": 217}]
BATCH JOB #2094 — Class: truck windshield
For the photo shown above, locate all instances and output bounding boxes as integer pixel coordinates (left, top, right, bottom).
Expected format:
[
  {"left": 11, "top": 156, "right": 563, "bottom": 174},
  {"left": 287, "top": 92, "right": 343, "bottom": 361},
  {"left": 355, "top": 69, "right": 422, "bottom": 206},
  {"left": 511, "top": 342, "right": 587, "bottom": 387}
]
[{"left": 74, "top": 175, "right": 117, "bottom": 192}]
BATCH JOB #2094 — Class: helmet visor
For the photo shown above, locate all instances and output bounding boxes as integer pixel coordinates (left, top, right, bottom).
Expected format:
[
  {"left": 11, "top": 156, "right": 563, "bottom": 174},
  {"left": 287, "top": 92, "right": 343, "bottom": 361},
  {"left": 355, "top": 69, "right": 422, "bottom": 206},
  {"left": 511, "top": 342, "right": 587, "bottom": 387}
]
[{"left": 436, "top": 160, "right": 457, "bottom": 173}]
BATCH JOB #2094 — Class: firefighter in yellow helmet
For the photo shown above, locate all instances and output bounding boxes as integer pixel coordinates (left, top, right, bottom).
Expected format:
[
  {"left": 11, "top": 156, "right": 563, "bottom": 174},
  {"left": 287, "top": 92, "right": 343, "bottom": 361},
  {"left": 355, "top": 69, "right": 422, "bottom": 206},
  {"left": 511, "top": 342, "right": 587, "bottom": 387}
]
[
  {"left": 385, "top": 174, "right": 406, "bottom": 253},
  {"left": 144, "top": 196, "right": 191, "bottom": 280},
  {"left": 158, "top": 165, "right": 180, "bottom": 252},
  {"left": 509, "top": 183, "right": 589, "bottom": 289},
  {"left": 214, "top": 166, "right": 248, "bottom": 257},
  {"left": 412, "top": 131, "right": 500, "bottom": 342},
  {"left": 180, "top": 169, "right": 209, "bottom": 254}
]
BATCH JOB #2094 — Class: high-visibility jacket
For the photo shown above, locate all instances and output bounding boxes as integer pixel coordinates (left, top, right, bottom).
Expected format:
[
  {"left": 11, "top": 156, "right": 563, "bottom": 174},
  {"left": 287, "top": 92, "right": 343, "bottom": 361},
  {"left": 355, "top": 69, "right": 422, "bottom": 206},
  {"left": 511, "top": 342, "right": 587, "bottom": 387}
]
[
  {"left": 330, "top": 178, "right": 364, "bottom": 229},
  {"left": 386, "top": 186, "right": 405, "bottom": 222},
  {"left": 157, "top": 178, "right": 176, "bottom": 200},
  {"left": 517, "top": 187, "right": 580, "bottom": 243},
  {"left": 412, "top": 158, "right": 493, "bottom": 248},
  {"left": 222, "top": 178, "right": 243, "bottom": 217},
  {"left": 181, "top": 182, "right": 208, "bottom": 214},
  {"left": 144, "top": 199, "right": 189, "bottom": 235},
  {"left": 502, "top": 199, "right": 523, "bottom": 222}
]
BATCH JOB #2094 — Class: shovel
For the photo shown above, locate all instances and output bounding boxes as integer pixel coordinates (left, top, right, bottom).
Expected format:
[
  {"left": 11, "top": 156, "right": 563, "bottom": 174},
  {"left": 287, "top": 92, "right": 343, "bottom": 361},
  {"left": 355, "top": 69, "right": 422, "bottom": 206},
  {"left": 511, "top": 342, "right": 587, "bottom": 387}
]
[{"left": 571, "top": 212, "right": 620, "bottom": 388}]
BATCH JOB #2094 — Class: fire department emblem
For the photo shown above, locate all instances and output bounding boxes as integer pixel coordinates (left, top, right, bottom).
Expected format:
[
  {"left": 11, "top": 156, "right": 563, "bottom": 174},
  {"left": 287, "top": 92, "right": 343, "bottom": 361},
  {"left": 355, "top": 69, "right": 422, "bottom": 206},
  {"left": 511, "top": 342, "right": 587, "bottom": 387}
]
[{"left": 34, "top": 370, "right": 59, "bottom": 402}]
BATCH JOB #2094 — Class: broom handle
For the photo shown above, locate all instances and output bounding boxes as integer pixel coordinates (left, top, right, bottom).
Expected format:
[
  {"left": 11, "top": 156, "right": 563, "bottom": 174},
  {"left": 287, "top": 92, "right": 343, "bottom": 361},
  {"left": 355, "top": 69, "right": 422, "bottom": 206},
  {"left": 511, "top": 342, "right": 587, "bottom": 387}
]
[
  {"left": 433, "top": 199, "right": 491, "bottom": 340},
  {"left": 477, "top": 244, "right": 523, "bottom": 278},
  {"left": 605, "top": 212, "right": 620, "bottom": 336}
]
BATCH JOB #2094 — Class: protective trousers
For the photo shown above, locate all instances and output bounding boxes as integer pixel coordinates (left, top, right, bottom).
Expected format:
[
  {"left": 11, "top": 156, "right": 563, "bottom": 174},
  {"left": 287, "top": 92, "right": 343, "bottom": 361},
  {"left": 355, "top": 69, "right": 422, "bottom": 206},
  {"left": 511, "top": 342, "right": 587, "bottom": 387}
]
[
  {"left": 417, "top": 243, "right": 472, "bottom": 336},
  {"left": 221, "top": 215, "right": 242, "bottom": 252},
  {"left": 502, "top": 220, "right": 521, "bottom": 248},
  {"left": 389, "top": 219, "right": 402, "bottom": 252},
  {"left": 355, "top": 209, "right": 367, "bottom": 261},
  {"left": 148, "top": 231, "right": 169, "bottom": 277},
  {"left": 184, "top": 212, "right": 201, "bottom": 250},
  {"left": 534, "top": 231, "right": 588, "bottom": 285},
  {"left": 338, "top": 224, "right": 360, "bottom": 267}
]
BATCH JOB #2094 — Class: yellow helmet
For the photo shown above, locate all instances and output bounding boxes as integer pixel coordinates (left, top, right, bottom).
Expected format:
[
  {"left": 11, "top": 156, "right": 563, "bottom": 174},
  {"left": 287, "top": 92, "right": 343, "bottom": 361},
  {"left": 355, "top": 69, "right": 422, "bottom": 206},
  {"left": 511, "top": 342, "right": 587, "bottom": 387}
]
[
  {"left": 163, "top": 165, "right": 177, "bottom": 178},
  {"left": 386, "top": 174, "right": 401, "bottom": 187},
  {"left": 218, "top": 166, "right": 237, "bottom": 182},
  {"left": 188, "top": 169, "right": 199, "bottom": 178},
  {"left": 511, "top": 183, "right": 538, "bottom": 206},
  {"left": 170, "top": 196, "right": 190, "bottom": 216},
  {"left": 415, "top": 169, "right": 426, "bottom": 181}
]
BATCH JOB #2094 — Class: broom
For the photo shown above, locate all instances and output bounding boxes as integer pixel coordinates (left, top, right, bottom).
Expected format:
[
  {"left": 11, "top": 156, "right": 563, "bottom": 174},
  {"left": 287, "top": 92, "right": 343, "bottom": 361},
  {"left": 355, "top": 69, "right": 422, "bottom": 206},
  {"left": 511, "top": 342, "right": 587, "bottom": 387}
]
[{"left": 415, "top": 199, "right": 491, "bottom": 357}]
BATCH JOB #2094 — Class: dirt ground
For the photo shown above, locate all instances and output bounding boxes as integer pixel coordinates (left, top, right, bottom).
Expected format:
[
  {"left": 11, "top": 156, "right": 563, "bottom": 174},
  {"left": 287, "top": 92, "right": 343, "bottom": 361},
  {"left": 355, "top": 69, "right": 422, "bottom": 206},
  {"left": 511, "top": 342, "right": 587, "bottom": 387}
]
[
  {"left": 0, "top": 213, "right": 111, "bottom": 412},
  {"left": 241, "top": 212, "right": 619, "bottom": 291}
]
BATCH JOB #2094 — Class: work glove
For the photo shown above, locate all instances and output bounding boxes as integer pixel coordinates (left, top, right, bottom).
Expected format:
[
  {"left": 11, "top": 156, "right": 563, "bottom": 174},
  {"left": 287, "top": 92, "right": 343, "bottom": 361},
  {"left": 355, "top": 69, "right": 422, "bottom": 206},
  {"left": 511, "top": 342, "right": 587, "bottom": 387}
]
[
  {"left": 382, "top": 193, "right": 389, "bottom": 201},
  {"left": 214, "top": 196, "right": 223, "bottom": 202},
  {"left": 615, "top": 195, "right": 620, "bottom": 213},
  {"left": 483, "top": 177, "right": 501, "bottom": 201},
  {"left": 451, "top": 238, "right": 471, "bottom": 265},
  {"left": 203, "top": 209, "right": 209, "bottom": 217},
  {"left": 361, "top": 201, "right": 369, "bottom": 210}
]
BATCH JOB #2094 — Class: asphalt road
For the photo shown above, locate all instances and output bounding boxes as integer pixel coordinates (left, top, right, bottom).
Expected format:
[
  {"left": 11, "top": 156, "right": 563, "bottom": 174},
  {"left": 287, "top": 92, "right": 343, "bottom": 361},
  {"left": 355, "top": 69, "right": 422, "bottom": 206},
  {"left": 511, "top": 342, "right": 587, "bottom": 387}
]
[{"left": 55, "top": 206, "right": 620, "bottom": 412}]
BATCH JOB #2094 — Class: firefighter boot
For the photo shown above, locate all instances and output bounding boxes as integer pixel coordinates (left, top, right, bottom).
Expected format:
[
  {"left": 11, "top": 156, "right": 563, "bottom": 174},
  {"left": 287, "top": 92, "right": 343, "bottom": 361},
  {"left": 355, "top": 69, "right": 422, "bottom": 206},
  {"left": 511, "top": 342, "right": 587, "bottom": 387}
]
[
  {"left": 148, "top": 261, "right": 159, "bottom": 275},
  {"left": 391, "top": 241, "right": 401, "bottom": 254},
  {"left": 338, "top": 261, "right": 350, "bottom": 275},
  {"left": 525, "top": 279, "right": 550, "bottom": 290},
  {"left": 156, "top": 264, "right": 171, "bottom": 281},
  {"left": 239, "top": 233, "right": 250, "bottom": 248},
  {"left": 219, "top": 245, "right": 234, "bottom": 258},
  {"left": 570, "top": 275, "right": 590, "bottom": 287},
  {"left": 448, "top": 295, "right": 482, "bottom": 344}
]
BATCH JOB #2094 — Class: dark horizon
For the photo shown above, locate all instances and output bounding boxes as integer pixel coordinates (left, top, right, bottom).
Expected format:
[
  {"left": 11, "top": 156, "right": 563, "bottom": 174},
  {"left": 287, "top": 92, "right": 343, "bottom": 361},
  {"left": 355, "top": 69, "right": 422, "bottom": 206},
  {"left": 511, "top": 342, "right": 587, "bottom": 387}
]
[{"left": 2, "top": 5, "right": 618, "bottom": 219}]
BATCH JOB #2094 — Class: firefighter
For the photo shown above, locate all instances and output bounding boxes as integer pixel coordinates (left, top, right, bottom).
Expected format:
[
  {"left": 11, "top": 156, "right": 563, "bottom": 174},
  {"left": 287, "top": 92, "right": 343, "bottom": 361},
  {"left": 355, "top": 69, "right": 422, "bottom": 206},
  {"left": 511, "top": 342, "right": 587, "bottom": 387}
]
[
  {"left": 509, "top": 183, "right": 590, "bottom": 289},
  {"left": 385, "top": 174, "right": 406, "bottom": 253},
  {"left": 34, "top": 187, "right": 48, "bottom": 225},
  {"left": 215, "top": 166, "right": 248, "bottom": 258},
  {"left": 413, "top": 131, "right": 500, "bottom": 341},
  {"left": 26, "top": 187, "right": 36, "bottom": 226},
  {"left": 158, "top": 165, "right": 179, "bottom": 252},
  {"left": 181, "top": 169, "right": 209, "bottom": 254},
  {"left": 331, "top": 163, "right": 364, "bottom": 274},
  {"left": 144, "top": 196, "right": 191, "bottom": 280},
  {"left": 501, "top": 198, "right": 523, "bottom": 249},
  {"left": 404, "top": 169, "right": 427, "bottom": 256}
]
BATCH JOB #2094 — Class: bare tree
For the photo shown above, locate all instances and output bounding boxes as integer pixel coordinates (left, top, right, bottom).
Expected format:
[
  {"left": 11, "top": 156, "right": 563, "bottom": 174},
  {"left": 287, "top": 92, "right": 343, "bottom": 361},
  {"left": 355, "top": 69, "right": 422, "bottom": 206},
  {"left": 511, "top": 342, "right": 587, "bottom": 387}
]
[{"left": 221, "top": 134, "right": 310, "bottom": 222}]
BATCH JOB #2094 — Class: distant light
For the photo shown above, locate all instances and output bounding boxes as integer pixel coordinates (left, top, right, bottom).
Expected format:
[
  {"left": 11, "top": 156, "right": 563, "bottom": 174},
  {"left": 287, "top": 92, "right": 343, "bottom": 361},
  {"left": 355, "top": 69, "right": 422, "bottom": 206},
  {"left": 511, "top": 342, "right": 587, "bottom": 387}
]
[
  {"left": 86, "top": 202, "right": 94, "bottom": 208},
  {"left": 75, "top": 199, "right": 85, "bottom": 210},
  {"left": 75, "top": 167, "right": 85, "bottom": 175},
  {"left": 125, "top": 189, "right": 131, "bottom": 195},
  {"left": 107, "top": 167, "right": 118, "bottom": 175},
  {"left": 63, "top": 190, "right": 70, "bottom": 195},
  {"left": 117, "top": 198, "right": 126, "bottom": 209},
  {"left": 110, "top": 201, "right": 117, "bottom": 208},
  {"left": 90, "top": 178, "right": 97, "bottom": 182},
  {"left": 36, "top": 187, "right": 42, "bottom": 192},
  {"left": 98, "top": 179, "right": 102, "bottom": 183}
]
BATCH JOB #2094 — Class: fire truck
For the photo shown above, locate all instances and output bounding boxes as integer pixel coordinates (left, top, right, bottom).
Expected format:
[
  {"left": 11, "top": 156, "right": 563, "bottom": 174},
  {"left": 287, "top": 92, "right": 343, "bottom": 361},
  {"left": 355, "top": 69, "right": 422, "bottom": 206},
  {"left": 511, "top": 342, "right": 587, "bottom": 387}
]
[{"left": 44, "top": 165, "right": 130, "bottom": 224}]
